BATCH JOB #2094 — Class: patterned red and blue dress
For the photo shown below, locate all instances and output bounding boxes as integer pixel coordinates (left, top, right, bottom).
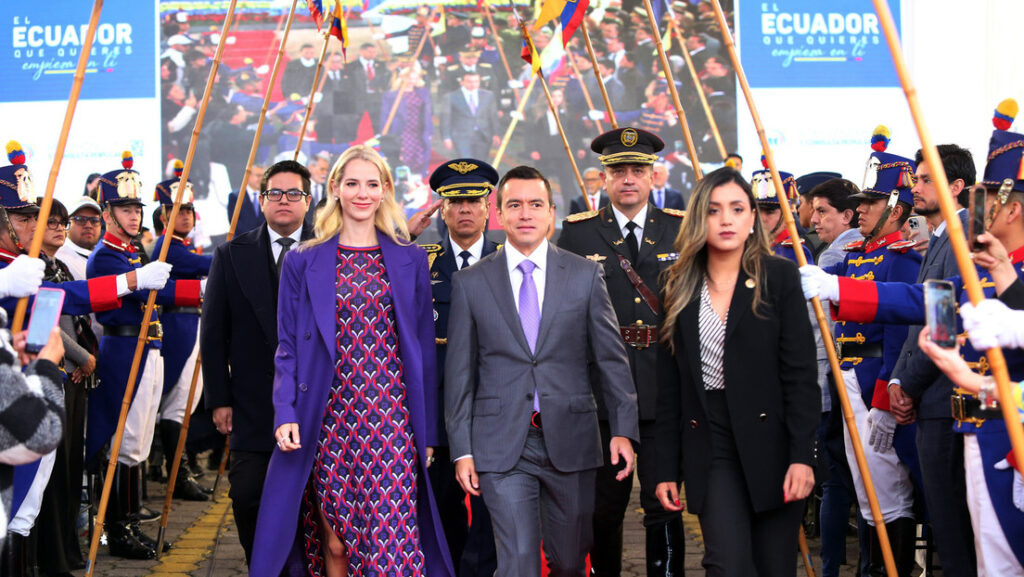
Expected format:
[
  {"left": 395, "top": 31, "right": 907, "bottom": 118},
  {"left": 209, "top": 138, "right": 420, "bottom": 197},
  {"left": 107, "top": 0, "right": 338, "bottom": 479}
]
[{"left": 301, "top": 245, "right": 425, "bottom": 576}]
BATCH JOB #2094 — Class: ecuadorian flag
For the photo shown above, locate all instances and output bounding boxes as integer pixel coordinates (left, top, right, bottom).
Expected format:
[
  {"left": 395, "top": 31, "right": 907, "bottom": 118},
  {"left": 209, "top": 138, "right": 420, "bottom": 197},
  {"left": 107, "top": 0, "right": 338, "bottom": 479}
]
[
  {"left": 533, "top": 0, "right": 589, "bottom": 48},
  {"left": 307, "top": 0, "right": 324, "bottom": 30},
  {"left": 329, "top": 1, "right": 348, "bottom": 58},
  {"left": 519, "top": 22, "right": 542, "bottom": 76}
]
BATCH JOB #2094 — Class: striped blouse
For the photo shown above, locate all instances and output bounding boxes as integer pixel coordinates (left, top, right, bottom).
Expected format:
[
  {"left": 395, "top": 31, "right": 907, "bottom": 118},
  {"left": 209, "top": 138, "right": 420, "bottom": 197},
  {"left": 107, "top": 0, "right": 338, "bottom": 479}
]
[{"left": 698, "top": 282, "right": 727, "bottom": 391}]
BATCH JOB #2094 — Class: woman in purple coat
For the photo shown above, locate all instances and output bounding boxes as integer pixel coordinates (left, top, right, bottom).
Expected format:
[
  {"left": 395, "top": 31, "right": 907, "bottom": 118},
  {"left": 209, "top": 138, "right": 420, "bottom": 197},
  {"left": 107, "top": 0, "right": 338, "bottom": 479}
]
[{"left": 250, "top": 145, "right": 453, "bottom": 577}]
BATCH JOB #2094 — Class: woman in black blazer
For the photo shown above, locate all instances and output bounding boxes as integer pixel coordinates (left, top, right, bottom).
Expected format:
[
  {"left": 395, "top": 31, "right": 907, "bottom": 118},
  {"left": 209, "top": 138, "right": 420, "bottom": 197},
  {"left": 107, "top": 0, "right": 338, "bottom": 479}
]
[{"left": 654, "top": 168, "right": 820, "bottom": 576}]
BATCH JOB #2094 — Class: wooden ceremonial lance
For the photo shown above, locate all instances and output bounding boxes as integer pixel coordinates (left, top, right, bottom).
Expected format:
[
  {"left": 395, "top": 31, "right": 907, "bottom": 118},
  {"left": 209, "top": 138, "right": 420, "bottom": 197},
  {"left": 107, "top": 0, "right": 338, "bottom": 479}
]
[
  {"left": 492, "top": 75, "right": 538, "bottom": 168},
  {"left": 565, "top": 45, "right": 604, "bottom": 133},
  {"left": 519, "top": 22, "right": 587, "bottom": 198},
  {"left": 228, "top": 0, "right": 302, "bottom": 243},
  {"left": 640, "top": 0, "right": 702, "bottom": 180},
  {"left": 11, "top": 0, "right": 104, "bottom": 334},
  {"left": 798, "top": 526, "right": 816, "bottom": 577},
  {"left": 84, "top": 2, "right": 243, "bottom": 574},
  {"left": 707, "top": 1, "right": 897, "bottom": 574},
  {"left": 381, "top": 7, "right": 437, "bottom": 137},
  {"left": 581, "top": 20, "right": 617, "bottom": 130},
  {"left": 293, "top": 29, "right": 332, "bottom": 160},
  {"left": 872, "top": 0, "right": 1024, "bottom": 474},
  {"left": 480, "top": 0, "right": 520, "bottom": 104},
  {"left": 668, "top": 15, "right": 726, "bottom": 161}
]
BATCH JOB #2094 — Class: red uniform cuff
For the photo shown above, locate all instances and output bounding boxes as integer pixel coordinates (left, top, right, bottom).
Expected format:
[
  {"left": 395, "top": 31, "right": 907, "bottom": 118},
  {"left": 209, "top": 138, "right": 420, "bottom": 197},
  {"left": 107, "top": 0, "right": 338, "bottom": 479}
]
[
  {"left": 1008, "top": 450, "right": 1021, "bottom": 475},
  {"left": 871, "top": 379, "right": 892, "bottom": 411},
  {"left": 87, "top": 276, "right": 121, "bottom": 312},
  {"left": 835, "top": 276, "right": 879, "bottom": 323},
  {"left": 173, "top": 280, "right": 202, "bottom": 307}
]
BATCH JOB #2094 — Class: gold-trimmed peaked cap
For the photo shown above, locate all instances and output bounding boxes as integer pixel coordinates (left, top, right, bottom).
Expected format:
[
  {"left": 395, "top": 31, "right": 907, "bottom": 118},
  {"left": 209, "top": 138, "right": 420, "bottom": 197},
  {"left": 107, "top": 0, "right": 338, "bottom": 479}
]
[
  {"left": 429, "top": 158, "right": 499, "bottom": 198},
  {"left": 591, "top": 127, "right": 664, "bottom": 166}
]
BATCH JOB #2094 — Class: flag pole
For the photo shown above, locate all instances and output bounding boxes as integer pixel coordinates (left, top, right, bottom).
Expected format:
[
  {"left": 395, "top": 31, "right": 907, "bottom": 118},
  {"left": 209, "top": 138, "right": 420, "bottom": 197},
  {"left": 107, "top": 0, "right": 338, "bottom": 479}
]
[
  {"left": 581, "top": 20, "right": 617, "bottom": 130},
  {"left": 640, "top": 0, "right": 702, "bottom": 179},
  {"left": 481, "top": 0, "right": 521, "bottom": 104},
  {"left": 492, "top": 75, "right": 539, "bottom": 168},
  {"left": 381, "top": 7, "right": 437, "bottom": 137},
  {"left": 565, "top": 45, "right": 604, "bottom": 134},
  {"left": 10, "top": 0, "right": 104, "bottom": 334},
  {"left": 228, "top": 0, "right": 302, "bottom": 243},
  {"left": 709, "top": 1, "right": 897, "bottom": 574},
  {"left": 84, "top": 1, "right": 242, "bottom": 573},
  {"left": 667, "top": 12, "right": 726, "bottom": 160},
  {"left": 293, "top": 29, "right": 332, "bottom": 160},
  {"left": 871, "top": 0, "right": 1024, "bottom": 482}
]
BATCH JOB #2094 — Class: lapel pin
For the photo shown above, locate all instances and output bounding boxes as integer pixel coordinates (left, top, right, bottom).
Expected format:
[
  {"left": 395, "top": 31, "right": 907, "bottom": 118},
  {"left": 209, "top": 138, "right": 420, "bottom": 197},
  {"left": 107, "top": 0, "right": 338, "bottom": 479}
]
[
  {"left": 745, "top": 278, "right": 755, "bottom": 289},
  {"left": 586, "top": 254, "right": 607, "bottom": 263},
  {"left": 644, "top": 237, "right": 656, "bottom": 245},
  {"left": 612, "top": 238, "right": 625, "bottom": 246}
]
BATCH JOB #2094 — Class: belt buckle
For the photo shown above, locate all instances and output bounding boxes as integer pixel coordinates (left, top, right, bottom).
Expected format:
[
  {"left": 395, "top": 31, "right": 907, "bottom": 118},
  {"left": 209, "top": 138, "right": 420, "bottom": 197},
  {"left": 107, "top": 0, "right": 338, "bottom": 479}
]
[
  {"left": 835, "top": 340, "right": 843, "bottom": 360},
  {"left": 147, "top": 321, "right": 163, "bottom": 343},
  {"left": 950, "top": 393, "right": 986, "bottom": 426}
]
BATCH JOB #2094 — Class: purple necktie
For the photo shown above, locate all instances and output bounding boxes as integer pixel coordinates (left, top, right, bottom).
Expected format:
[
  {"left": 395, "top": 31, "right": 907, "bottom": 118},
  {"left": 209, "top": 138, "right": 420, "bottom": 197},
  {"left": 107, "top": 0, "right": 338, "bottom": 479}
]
[{"left": 518, "top": 260, "right": 541, "bottom": 411}]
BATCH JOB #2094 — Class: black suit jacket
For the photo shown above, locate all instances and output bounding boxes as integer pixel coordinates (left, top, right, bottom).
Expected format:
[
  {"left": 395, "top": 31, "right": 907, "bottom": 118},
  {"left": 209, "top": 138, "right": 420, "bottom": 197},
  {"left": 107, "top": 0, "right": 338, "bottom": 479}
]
[
  {"left": 558, "top": 205, "right": 683, "bottom": 420},
  {"left": 655, "top": 256, "right": 820, "bottom": 515},
  {"left": 226, "top": 190, "right": 267, "bottom": 237},
  {"left": 201, "top": 222, "right": 314, "bottom": 452}
]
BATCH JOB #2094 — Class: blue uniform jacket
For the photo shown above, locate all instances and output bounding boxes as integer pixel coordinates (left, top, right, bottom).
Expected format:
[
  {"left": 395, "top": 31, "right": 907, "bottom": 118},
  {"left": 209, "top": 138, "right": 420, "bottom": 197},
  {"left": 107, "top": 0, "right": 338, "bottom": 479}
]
[{"left": 152, "top": 235, "right": 212, "bottom": 393}]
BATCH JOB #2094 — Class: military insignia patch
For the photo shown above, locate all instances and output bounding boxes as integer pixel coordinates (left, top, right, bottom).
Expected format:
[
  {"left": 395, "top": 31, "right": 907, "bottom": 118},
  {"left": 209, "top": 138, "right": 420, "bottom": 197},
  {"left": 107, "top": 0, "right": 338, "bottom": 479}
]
[
  {"left": 657, "top": 253, "right": 679, "bottom": 262},
  {"left": 661, "top": 208, "right": 686, "bottom": 218},
  {"left": 586, "top": 254, "right": 607, "bottom": 263},
  {"left": 621, "top": 128, "right": 639, "bottom": 147},
  {"left": 449, "top": 161, "right": 479, "bottom": 174},
  {"left": 566, "top": 210, "right": 599, "bottom": 223},
  {"left": 644, "top": 237, "right": 656, "bottom": 245},
  {"left": 612, "top": 238, "right": 625, "bottom": 246}
]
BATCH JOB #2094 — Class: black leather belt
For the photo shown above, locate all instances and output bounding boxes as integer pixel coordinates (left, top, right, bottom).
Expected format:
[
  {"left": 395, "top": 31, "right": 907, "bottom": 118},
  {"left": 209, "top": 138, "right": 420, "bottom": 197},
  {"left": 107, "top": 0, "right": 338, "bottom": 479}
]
[
  {"left": 530, "top": 411, "right": 542, "bottom": 429},
  {"left": 951, "top": 392, "right": 1002, "bottom": 425},
  {"left": 163, "top": 306, "right": 201, "bottom": 315},
  {"left": 103, "top": 322, "right": 163, "bottom": 342},
  {"left": 836, "top": 341, "right": 882, "bottom": 360},
  {"left": 620, "top": 325, "right": 658, "bottom": 349}
]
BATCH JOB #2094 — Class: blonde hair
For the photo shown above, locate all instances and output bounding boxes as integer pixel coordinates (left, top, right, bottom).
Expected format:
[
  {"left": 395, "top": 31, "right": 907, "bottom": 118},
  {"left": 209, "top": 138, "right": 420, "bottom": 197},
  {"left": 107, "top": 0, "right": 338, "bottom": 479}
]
[
  {"left": 306, "top": 145, "right": 410, "bottom": 248},
  {"left": 660, "top": 168, "right": 771, "bottom": 352}
]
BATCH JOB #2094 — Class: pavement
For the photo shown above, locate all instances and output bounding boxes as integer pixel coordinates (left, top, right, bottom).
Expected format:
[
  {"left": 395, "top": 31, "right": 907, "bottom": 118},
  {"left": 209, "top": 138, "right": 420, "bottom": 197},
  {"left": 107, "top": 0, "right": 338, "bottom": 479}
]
[{"left": 74, "top": 465, "right": 866, "bottom": 577}]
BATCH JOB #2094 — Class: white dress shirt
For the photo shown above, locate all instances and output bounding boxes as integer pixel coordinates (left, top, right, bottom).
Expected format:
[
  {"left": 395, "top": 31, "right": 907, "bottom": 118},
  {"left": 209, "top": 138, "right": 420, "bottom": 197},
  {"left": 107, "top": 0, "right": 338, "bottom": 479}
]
[
  {"left": 504, "top": 239, "right": 548, "bottom": 314},
  {"left": 611, "top": 204, "right": 648, "bottom": 246},
  {"left": 267, "top": 225, "right": 304, "bottom": 262},
  {"left": 449, "top": 234, "right": 484, "bottom": 269}
]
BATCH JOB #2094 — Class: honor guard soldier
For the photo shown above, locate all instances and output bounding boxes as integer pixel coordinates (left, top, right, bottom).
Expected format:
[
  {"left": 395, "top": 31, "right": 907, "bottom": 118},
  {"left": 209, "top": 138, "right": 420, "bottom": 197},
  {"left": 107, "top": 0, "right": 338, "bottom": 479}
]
[
  {"left": 151, "top": 160, "right": 213, "bottom": 502},
  {"left": 424, "top": 159, "right": 499, "bottom": 577},
  {"left": 804, "top": 105, "right": 1024, "bottom": 574},
  {"left": 86, "top": 151, "right": 201, "bottom": 559},
  {"left": 800, "top": 131, "right": 922, "bottom": 575},
  {"left": 557, "top": 127, "right": 685, "bottom": 577},
  {"left": 0, "top": 142, "right": 147, "bottom": 318},
  {"left": 751, "top": 161, "right": 814, "bottom": 264}
]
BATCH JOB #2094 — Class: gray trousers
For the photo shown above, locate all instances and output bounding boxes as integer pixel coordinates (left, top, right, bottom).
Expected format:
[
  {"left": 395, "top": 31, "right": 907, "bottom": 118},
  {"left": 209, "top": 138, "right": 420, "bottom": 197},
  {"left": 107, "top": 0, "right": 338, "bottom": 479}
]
[{"left": 478, "top": 427, "right": 597, "bottom": 577}]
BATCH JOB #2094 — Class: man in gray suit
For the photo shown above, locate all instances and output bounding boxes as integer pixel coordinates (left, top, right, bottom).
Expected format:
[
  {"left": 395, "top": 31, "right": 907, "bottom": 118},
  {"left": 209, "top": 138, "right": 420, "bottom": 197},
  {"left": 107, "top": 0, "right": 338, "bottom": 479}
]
[
  {"left": 445, "top": 165, "right": 639, "bottom": 577},
  {"left": 440, "top": 72, "right": 501, "bottom": 160}
]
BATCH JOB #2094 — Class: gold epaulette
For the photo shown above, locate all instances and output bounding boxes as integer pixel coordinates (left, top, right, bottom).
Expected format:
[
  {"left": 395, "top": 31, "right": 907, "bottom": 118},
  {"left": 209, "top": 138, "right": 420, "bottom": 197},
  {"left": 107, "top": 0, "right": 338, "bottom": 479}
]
[
  {"left": 420, "top": 243, "right": 444, "bottom": 254},
  {"left": 843, "top": 239, "right": 865, "bottom": 252},
  {"left": 661, "top": 208, "right": 685, "bottom": 218},
  {"left": 779, "top": 237, "right": 805, "bottom": 247},
  {"left": 887, "top": 239, "right": 918, "bottom": 253},
  {"left": 566, "top": 210, "right": 599, "bottom": 223}
]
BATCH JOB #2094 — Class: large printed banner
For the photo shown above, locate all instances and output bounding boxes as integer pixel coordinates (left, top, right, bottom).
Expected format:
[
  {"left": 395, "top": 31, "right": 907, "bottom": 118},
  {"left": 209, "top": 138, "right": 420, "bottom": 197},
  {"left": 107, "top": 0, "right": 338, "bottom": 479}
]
[
  {"left": 0, "top": 0, "right": 156, "bottom": 102},
  {"left": 738, "top": 0, "right": 901, "bottom": 89}
]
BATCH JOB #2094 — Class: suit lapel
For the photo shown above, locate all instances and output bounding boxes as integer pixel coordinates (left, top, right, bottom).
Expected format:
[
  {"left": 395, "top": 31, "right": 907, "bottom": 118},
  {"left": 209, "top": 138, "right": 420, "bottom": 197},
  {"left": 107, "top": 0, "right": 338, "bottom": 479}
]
[
  {"left": 380, "top": 235, "right": 415, "bottom": 353},
  {"left": 232, "top": 226, "right": 278, "bottom": 344},
  {"left": 482, "top": 249, "right": 533, "bottom": 357},
  {"left": 305, "top": 239, "right": 340, "bottom": 354},
  {"left": 725, "top": 269, "right": 754, "bottom": 343},
  {"left": 680, "top": 301, "right": 708, "bottom": 411},
  {"left": 597, "top": 209, "right": 632, "bottom": 261},
  {"left": 636, "top": 206, "right": 663, "bottom": 266},
  {"left": 534, "top": 245, "right": 567, "bottom": 352}
]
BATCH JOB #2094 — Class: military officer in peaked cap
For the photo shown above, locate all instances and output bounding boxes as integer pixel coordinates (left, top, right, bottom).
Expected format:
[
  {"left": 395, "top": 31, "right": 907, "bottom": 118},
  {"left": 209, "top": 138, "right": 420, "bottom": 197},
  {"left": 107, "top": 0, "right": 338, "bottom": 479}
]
[
  {"left": 557, "top": 127, "right": 686, "bottom": 577},
  {"left": 424, "top": 158, "right": 500, "bottom": 577},
  {"left": 86, "top": 150, "right": 204, "bottom": 559},
  {"left": 150, "top": 160, "right": 214, "bottom": 502}
]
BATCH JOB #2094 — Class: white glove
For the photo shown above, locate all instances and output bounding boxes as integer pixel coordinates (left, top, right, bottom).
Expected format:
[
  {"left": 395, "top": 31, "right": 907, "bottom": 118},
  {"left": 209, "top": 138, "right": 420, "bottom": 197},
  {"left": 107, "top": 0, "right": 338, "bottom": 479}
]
[
  {"left": 434, "top": 56, "right": 447, "bottom": 68},
  {"left": 994, "top": 458, "right": 1024, "bottom": 512},
  {"left": 313, "top": 92, "right": 323, "bottom": 104},
  {"left": 799, "top": 265, "right": 840, "bottom": 302},
  {"left": 961, "top": 299, "right": 1024, "bottom": 351},
  {"left": 507, "top": 79, "right": 524, "bottom": 89},
  {"left": 255, "top": 65, "right": 269, "bottom": 75},
  {"left": 135, "top": 261, "right": 172, "bottom": 291},
  {"left": 0, "top": 255, "right": 44, "bottom": 298},
  {"left": 201, "top": 278, "right": 208, "bottom": 297},
  {"left": 373, "top": 32, "right": 386, "bottom": 40},
  {"left": 866, "top": 408, "right": 896, "bottom": 453},
  {"left": 509, "top": 110, "right": 524, "bottom": 122},
  {"left": 588, "top": 109, "right": 605, "bottom": 121}
]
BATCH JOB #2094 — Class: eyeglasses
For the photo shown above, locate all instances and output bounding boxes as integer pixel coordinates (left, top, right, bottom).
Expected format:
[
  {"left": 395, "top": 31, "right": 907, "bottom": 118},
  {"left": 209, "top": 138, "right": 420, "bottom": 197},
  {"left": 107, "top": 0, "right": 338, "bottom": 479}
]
[
  {"left": 46, "top": 217, "right": 69, "bottom": 231},
  {"left": 262, "top": 188, "right": 309, "bottom": 202},
  {"left": 70, "top": 215, "right": 102, "bottom": 226}
]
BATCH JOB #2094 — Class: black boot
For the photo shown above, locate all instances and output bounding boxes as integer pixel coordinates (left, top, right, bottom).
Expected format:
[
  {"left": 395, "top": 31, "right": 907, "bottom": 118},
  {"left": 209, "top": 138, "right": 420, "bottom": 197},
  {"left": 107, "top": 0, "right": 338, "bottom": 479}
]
[
  {"left": 186, "top": 450, "right": 206, "bottom": 479},
  {"left": 106, "top": 464, "right": 156, "bottom": 560},
  {"left": 646, "top": 518, "right": 686, "bottom": 577},
  {"left": 160, "top": 420, "right": 210, "bottom": 501},
  {"left": 3, "top": 532, "right": 27, "bottom": 576},
  {"left": 129, "top": 465, "right": 160, "bottom": 523},
  {"left": 887, "top": 517, "right": 917, "bottom": 577}
]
